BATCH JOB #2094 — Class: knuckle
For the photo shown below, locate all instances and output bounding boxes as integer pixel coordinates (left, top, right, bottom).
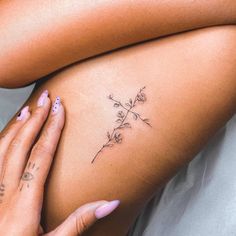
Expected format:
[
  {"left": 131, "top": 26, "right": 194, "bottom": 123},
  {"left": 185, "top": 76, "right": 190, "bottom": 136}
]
[
  {"left": 43, "top": 120, "right": 63, "bottom": 139},
  {"left": 48, "top": 118, "right": 63, "bottom": 132},
  {"left": 0, "top": 123, "right": 18, "bottom": 141},
  {"left": 40, "top": 124, "right": 59, "bottom": 143},
  {"left": 76, "top": 214, "right": 89, "bottom": 233},
  {"left": 32, "top": 143, "right": 52, "bottom": 157},
  {"left": 40, "top": 129, "right": 51, "bottom": 143},
  {"left": 9, "top": 138, "right": 21, "bottom": 150}
]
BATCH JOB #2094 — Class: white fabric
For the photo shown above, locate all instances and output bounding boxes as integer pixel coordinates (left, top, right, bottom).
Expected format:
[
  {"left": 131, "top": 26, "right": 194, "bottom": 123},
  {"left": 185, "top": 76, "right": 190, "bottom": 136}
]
[{"left": 1, "top": 86, "right": 235, "bottom": 236}]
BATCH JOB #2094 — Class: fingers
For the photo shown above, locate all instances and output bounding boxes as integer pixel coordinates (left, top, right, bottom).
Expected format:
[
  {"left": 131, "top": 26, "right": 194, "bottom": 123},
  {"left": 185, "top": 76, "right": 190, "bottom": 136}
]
[
  {"left": 0, "top": 106, "right": 30, "bottom": 173},
  {"left": 18, "top": 97, "right": 65, "bottom": 203},
  {"left": 45, "top": 200, "right": 120, "bottom": 236},
  {"left": 2, "top": 90, "right": 51, "bottom": 189}
]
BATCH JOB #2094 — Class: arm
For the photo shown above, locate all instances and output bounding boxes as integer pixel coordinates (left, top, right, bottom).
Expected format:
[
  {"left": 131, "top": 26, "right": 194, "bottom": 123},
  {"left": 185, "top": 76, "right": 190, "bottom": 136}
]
[{"left": 0, "top": 0, "right": 236, "bottom": 87}]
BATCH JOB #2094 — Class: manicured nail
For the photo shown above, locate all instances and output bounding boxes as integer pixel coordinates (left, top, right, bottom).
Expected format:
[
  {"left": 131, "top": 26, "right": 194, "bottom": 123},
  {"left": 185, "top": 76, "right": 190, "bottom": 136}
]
[
  {"left": 52, "top": 96, "right": 61, "bottom": 114},
  {"left": 95, "top": 200, "right": 120, "bottom": 219},
  {"left": 37, "top": 90, "right": 48, "bottom": 107},
  {"left": 16, "top": 106, "right": 29, "bottom": 121}
]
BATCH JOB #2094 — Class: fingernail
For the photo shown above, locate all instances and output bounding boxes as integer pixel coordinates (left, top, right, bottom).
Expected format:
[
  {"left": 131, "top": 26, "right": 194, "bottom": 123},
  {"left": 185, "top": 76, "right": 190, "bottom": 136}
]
[
  {"left": 95, "top": 200, "right": 120, "bottom": 219},
  {"left": 37, "top": 90, "right": 49, "bottom": 107},
  {"left": 16, "top": 106, "right": 29, "bottom": 121},
  {"left": 52, "top": 96, "right": 61, "bottom": 114}
]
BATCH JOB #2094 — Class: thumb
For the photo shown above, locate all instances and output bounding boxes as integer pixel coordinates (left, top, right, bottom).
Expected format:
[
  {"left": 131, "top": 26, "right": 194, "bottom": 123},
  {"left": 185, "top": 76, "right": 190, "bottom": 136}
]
[{"left": 44, "top": 200, "right": 120, "bottom": 236}]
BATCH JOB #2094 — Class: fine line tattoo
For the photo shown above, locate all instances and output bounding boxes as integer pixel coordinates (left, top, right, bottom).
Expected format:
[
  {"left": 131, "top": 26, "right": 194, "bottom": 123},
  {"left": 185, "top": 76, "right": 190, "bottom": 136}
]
[
  {"left": 0, "top": 183, "right": 5, "bottom": 204},
  {"left": 91, "top": 86, "right": 151, "bottom": 163},
  {"left": 20, "top": 161, "right": 39, "bottom": 191}
]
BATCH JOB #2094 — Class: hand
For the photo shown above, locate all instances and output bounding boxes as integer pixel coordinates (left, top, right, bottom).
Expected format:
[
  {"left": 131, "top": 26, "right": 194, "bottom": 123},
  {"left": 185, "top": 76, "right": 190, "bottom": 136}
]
[{"left": 0, "top": 90, "right": 120, "bottom": 235}]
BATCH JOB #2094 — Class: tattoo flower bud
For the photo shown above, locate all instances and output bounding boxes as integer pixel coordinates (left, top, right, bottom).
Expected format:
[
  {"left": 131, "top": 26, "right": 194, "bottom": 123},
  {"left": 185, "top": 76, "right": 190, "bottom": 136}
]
[
  {"left": 137, "top": 92, "right": 146, "bottom": 102},
  {"left": 114, "top": 133, "right": 122, "bottom": 143},
  {"left": 117, "top": 111, "right": 125, "bottom": 118}
]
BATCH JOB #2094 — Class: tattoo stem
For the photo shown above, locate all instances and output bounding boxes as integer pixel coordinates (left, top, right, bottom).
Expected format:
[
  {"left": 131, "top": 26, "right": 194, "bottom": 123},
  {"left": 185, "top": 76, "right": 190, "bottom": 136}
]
[{"left": 92, "top": 86, "right": 151, "bottom": 163}]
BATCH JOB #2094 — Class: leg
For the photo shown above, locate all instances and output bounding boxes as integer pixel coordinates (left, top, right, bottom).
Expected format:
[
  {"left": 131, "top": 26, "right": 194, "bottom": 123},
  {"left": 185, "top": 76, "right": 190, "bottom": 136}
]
[
  {"left": 1, "top": 0, "right": 236, "bottom": 87},
  {"left": 3, "top": 26, "right": 236, "bottom": 235}
]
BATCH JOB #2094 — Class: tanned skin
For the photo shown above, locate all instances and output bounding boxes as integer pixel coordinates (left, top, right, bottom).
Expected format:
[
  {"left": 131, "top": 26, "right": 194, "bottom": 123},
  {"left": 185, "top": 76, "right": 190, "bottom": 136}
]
[
  {"left": 2, "top": 26, "right": 235, "bottom": 235},
  {"left": 1, "top": 1, "right": 236, "bottom": 235},
  {"left": 0, "top": 0, "right": 236, "bottom": 87}
]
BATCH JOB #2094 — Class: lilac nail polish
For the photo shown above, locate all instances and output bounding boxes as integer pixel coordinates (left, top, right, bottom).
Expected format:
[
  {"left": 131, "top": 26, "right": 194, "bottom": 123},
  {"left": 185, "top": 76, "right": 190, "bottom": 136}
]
[
  {"left": 95, "top": 200, "right": 120, "bottom": 219},
  {"left": 52, "top": 96, "right": 61, "bottom": 114},
  {"left": 37, "top": 90, "right": 48, "bottom": 107},
  {"left": 16, "top": 106, "right": 29, "bottom": 121}
]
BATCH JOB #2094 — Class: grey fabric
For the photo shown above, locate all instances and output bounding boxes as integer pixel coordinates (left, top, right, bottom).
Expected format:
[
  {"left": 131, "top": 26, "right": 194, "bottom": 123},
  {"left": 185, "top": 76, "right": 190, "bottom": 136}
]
[
  {"left": 0, "top": 85, "right": 34, "bottom": 131},
  {"left": 1, "top": 86, "right": 235, "bottom": 236}
]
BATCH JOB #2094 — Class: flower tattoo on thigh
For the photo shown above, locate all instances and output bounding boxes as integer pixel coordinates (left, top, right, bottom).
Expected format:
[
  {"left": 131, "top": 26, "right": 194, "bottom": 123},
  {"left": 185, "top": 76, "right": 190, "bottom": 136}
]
[
  {"left": 19, "top": 162, "right": 39, "bottom": 191},
  {"left": 91, "top": 86, "right": 151, "bottom": 163},
  {"left": 0, "top": 183, "right": 5, "bottom": 204}
]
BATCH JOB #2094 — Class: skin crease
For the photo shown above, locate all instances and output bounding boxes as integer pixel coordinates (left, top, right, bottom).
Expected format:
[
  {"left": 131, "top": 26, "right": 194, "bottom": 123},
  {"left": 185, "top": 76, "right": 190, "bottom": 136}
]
[
  {"left": 0, "top": 0, "right": 236, "bottom": 87},
  {"left": 3, "top": 26, "right": 234, "bottom": 236}
]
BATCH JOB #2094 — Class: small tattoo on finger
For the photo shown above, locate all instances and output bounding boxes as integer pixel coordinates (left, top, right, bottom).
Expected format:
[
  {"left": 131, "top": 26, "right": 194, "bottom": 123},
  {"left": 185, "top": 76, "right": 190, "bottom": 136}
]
[{"left": 20, "top": 162, "right": 39, "bottom": 191}]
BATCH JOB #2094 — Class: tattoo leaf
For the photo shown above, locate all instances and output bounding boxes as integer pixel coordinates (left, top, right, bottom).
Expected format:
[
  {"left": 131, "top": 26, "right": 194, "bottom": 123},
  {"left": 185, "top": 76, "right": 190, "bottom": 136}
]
[
  {"left": 105, "top": 143, "right": 113, "bottom": 147},
  {"left": 122, "top": 123, "right": 131, "bottom": 128},
  {"left": 133, "top": 113, "right": 138, "bottom": 120},
  {"left": 116, "top": 118, "right": 122, "bottom": 123},
  {"left": 143, "top": 118, "right": 151, "bottom": 126}
]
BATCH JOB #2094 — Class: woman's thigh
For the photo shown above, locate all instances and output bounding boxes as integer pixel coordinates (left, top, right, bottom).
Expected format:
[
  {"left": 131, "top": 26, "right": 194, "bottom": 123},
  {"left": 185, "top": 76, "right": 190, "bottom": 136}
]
[{"left": 9, "top": 26, "right": 236, "bottom": 235}]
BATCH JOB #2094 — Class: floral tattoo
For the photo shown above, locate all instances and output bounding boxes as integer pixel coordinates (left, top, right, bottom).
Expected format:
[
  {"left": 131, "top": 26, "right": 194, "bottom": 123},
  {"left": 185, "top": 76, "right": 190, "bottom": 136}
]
[
  {"left": 91, "top": 86, "right": 151, "bottom": 163},
  {"left": 0, "top": 183, "right": 5, "bottom": 204}
]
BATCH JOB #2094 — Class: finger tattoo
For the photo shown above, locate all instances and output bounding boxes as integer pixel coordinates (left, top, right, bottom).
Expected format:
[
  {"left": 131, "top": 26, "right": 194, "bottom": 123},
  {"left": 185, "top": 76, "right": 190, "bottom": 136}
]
[{"left": 20, "top": 162, "right": 39, "bottom": 191}]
